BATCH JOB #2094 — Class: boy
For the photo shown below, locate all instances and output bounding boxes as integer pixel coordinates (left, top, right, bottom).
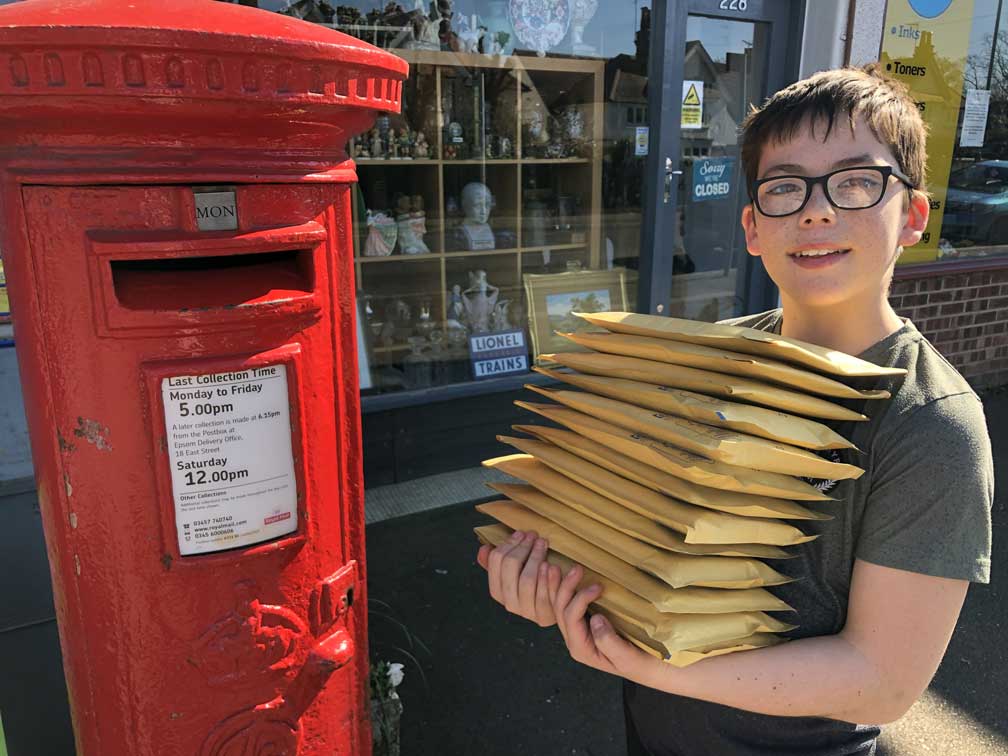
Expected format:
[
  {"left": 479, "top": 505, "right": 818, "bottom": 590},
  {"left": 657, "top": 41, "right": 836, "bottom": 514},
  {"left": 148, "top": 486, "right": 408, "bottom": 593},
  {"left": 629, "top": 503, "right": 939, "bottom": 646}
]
[{"left": 477, "top": 64, "right": 993, "bottom": 755}]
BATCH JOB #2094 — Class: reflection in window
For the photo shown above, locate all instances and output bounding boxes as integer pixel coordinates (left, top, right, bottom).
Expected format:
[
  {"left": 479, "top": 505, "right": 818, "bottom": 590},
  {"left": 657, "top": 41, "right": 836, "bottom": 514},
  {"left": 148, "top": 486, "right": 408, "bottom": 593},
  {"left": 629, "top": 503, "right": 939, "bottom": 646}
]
[{"left": 940, "top": 0, "right": 1008, "bottom": 258}]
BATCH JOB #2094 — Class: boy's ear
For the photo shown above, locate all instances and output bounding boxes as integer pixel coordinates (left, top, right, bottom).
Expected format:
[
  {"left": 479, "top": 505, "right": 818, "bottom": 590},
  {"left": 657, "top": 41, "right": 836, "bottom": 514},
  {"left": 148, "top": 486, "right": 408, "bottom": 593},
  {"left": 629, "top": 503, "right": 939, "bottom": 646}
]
[
  {"left": 741, "top": 203, "right": 763, "bottom": 257},
  {"left": 898, "top": 190, "right": 930, "bottom": 247}
]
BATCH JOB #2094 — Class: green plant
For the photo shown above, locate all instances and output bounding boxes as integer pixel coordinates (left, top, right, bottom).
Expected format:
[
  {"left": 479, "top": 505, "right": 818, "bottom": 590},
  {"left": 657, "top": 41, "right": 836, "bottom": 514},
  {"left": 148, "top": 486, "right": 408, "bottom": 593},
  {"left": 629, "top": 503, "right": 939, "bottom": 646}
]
[
  {"left": 368, "top": 598, "right": 432, "bottom": 756},
  {"left": 368, "top": 597, "right": 431, "bottom": 694}
]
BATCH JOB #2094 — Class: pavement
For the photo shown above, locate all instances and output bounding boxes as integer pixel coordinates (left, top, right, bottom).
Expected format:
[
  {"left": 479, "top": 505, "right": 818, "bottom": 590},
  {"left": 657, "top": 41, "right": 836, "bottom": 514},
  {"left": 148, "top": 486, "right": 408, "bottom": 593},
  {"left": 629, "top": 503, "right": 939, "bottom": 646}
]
[
  {"left": 365, "top": 388, "right": 1008, "bottom": 756},
  {"left": 2, "top": 395, "right": 1005, "bottom": 756}
]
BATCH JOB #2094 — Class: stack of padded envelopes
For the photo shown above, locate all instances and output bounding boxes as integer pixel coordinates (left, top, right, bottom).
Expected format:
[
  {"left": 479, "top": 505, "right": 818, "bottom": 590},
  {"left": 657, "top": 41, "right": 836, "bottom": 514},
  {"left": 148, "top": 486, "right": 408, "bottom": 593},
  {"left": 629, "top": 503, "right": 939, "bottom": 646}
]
[{"left": 474, "top": 312, "right": 906, "bottom": 666}]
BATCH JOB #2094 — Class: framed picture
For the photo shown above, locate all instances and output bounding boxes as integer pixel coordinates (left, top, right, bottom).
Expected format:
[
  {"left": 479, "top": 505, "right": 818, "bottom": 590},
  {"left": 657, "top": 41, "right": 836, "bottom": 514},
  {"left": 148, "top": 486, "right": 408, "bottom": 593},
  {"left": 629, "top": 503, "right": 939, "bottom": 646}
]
[{"left": 523, "top": 268, "right": 628, "bottom": 361}]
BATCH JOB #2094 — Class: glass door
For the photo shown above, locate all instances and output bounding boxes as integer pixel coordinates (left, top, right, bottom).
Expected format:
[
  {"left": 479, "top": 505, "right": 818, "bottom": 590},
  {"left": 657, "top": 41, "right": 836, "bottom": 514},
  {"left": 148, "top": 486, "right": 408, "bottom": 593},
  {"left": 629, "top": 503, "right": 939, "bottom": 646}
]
[{"left": 640, "top": 0, "right": 801, "bottom": 319}]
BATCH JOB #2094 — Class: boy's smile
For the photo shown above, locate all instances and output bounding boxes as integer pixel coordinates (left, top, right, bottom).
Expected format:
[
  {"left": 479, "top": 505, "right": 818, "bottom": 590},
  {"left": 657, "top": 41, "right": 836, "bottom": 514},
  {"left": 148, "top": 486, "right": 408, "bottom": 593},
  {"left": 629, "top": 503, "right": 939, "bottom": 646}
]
[
  {"left": 740, "top": 114, "right": 929, "bottom": 352},
  {"left": 789, "top": 247, "right": 850, "bottom": 268}
]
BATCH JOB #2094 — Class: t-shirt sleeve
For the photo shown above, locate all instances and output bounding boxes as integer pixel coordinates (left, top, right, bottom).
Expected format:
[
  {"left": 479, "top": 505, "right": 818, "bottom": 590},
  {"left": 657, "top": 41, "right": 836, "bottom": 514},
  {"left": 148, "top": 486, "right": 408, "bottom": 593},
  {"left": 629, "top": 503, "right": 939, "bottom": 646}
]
[{"left": 855, "top": 392, "right": 993, "bottom": 583}]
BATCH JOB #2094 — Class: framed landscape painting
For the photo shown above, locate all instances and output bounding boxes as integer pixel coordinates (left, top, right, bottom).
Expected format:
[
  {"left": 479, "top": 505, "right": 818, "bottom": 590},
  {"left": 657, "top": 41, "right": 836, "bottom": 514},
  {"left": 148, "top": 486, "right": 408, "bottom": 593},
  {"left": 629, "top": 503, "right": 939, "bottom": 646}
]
[{"left": 523, "top": 268, "right": 628, "bottom": 361}]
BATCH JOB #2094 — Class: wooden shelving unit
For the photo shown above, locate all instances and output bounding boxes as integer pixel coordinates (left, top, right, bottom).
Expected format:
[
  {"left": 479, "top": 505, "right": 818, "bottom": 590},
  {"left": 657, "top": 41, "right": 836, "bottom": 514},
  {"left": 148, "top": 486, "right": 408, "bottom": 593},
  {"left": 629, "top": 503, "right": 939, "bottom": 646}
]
[{"left": 350, "top": 49, "right": 605, "bottom": 365}]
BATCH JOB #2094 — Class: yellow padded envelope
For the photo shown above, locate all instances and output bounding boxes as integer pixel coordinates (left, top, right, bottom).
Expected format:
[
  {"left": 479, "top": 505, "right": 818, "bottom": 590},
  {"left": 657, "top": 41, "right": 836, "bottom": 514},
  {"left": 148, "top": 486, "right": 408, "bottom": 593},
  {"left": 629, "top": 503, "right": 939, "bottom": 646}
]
[
  {"left": 573, "top": 311, "right": 906, "bottom": 378},
  {"left": 534, "top": 366, "right": 856, "bottom": 451},
  {"left": 484, "top": 452, "right": 815, "bottom": 548},
  {"left": 516, "top": 400, "right": 831, "bottom": 501},
  {"left": 525, "top": 385, "right": 864, "bottom": 481},
  {"left": 475, "top": 500, "right": 791, "bottom": 592},
  {"left": 539, "top": 351, "right": 867, "bottom": 422},
  {"left": 484, "top": 456, "right": 793, "bottom": 559},
  {"left": 558, "top": 330, "right": 891, "bottom": 401},
  {"left": 511, "top": 425, "right": 831, "bottom": 521},
  {"left": 474, "top": 523, "right": 795, "bottom": 654},
  {"left": 484, "top": 486, "right": 796, "bottom": 601}
]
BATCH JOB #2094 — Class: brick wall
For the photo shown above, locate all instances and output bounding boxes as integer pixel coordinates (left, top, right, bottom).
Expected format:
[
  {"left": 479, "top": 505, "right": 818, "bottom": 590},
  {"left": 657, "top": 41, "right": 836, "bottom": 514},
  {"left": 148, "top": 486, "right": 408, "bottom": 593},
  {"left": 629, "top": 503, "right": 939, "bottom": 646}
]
[{"left": 889, "top": 265, "right": 1008, "bottom": 390}]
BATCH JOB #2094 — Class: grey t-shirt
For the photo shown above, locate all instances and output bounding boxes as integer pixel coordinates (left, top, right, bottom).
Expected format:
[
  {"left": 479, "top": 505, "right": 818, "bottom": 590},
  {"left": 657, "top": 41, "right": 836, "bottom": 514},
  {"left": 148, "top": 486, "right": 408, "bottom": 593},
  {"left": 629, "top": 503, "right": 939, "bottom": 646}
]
[{"left": 624, "top": 309, "right": 994, "bottom": 756}]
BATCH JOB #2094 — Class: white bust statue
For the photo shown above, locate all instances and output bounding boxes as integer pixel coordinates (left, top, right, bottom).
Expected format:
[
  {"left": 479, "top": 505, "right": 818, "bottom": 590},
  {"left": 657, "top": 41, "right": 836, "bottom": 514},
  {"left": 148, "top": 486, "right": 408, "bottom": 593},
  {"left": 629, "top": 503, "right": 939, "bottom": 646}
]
[{"left": 460, "top": 181, "right": 495, "bottom": 250}]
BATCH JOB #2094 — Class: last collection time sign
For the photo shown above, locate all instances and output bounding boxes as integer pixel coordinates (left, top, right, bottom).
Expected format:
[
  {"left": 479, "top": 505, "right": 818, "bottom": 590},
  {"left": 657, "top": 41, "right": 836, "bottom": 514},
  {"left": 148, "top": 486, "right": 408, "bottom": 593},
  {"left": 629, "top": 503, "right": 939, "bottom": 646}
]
[{"left": 162, "top": 365, "right": 297, "bottom": 555}]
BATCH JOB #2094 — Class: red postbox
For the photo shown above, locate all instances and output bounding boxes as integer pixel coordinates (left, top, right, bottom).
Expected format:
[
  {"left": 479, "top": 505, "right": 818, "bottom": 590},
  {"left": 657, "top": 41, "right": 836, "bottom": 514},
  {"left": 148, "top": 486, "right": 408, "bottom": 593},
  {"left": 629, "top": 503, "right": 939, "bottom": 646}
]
[{"left": 0, "top": 2, "right": 406, "bottom": 753}]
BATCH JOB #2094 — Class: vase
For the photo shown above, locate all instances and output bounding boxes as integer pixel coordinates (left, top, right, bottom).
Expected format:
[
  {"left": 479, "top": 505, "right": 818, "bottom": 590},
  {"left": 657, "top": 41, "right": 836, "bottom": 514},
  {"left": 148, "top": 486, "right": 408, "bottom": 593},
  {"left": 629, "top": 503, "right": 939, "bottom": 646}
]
[
  {"left": 483, "top": 0, "right": 514, "bottom": 55},
  {"left": 571, "top": 0, "right": 598, "bottom": 55}
]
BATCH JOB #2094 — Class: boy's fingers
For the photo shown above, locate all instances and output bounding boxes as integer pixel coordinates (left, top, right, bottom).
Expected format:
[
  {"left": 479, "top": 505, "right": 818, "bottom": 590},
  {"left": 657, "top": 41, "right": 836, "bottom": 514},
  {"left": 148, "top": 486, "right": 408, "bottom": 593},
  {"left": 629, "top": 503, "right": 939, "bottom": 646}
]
[
  {"left": 517, "top": 537, "right": 548, "bottom": 619},
  {"left": 534, "top": 560, "right": 555, "bottom": 627},
  {"left": 500, "top": 532, "right": 537, "bottom": 612},
  {"left": 562, "top": 584, "right": 603, "bottom": 665},
  {"left": 476, "top": 544, "right": 491, "bottom": 570},
  {"left": 552, "top": 564, "right": 583, "bottom": 638},
  {"left": 590, "top": 614, "right": 644, "bottom": 674},
  {"left": 486, "top": 530, "right": 525, "bottom": 605},
  {"left": 563, "top": 583, "right": 602, "bottom": 633},
  {"left": 547, "top": 564, "right": 563, "bottom": 606}
]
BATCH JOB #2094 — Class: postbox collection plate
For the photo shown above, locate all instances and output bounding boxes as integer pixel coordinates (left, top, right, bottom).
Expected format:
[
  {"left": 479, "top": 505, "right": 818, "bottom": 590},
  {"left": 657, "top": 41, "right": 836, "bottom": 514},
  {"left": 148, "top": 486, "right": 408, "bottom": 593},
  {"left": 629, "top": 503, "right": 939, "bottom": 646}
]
[
  {"left": 162, "top": 363, "right": 298, "bottom": 555},
  {"left": 193, "top": 189, "right": 239, "bottom": 232}
]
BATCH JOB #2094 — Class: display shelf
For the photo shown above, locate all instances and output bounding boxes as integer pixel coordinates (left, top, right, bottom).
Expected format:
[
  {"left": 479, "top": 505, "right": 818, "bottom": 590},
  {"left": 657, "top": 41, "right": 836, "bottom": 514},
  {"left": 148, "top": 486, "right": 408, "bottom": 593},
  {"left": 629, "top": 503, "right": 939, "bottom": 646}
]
[
  {"left": 353, "top": 48, "right": 604, "bottom": 343},
  {"left": 355, "top": 254, "right": 441, "bottom": 263},
  {"left": 373, "top": 344, "right": 412, "bottom": 354},
  {"left": 443, "top": 248, "right": 520, "bottom": 257},
  {"left": 520, "top": 158, "right": 591, "bottom": 165},
  {"left": 520, "top": 243, "right": 587, "bottom": 253},
  {"left": 356, "top": 158, "right": 441, "bottom": 166}
]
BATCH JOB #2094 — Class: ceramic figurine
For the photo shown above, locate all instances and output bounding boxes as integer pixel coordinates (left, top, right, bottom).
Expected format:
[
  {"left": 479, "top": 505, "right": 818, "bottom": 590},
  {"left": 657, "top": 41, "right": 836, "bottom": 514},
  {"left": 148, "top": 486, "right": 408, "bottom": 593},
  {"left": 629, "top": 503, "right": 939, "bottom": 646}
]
[
  {"left": 395, "top": 195, "right": 430, "bottom": 255},
  {"left": 490, "top": 299, "right": 511, "bottom": 331},
  {"left": 524, "top": 104, "right": 550, "bottom": 157},
  {"left": 447, "top": 283, "right": 465, "bottom": 323},
  {"left": 413, "top": 130, "right": 430, "bottom": 158},
  {"left": 397, "top": 127, "right": 412, "bottom": 158},
  {"left": 459, "top": 182, "right": 495, "bottom": 250},
  {"left": 570, "top": 0, "right": 599, "bottom": 55},
  {"left": 416, "top": 299, "right": 436, "bottom": 337},
  {"left": 370, "top": 127, "right": 383, "bottom": 159},
  {"left": 482, "top": 0, "right": 514, "bottom": 55},
  {"left": 458, "top": 14, "right": 484, "bottom": 53},
  {"left": 461, "top": 269, "right": 499, "bottom": 334},
  {"left": 409, "top": 0, "right": 442, "bottom": 50},
  {"left": 364, "top": 211, "right": 397, "bottom": 256}
]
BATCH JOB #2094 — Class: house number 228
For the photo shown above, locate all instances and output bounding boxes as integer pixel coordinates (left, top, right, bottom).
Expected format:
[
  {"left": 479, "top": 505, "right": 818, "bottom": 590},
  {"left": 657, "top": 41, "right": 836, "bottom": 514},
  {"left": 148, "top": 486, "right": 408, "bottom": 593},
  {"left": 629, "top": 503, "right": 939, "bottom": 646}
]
[{"left": 720, "top": 0, "right": 748, "bottom": 10}]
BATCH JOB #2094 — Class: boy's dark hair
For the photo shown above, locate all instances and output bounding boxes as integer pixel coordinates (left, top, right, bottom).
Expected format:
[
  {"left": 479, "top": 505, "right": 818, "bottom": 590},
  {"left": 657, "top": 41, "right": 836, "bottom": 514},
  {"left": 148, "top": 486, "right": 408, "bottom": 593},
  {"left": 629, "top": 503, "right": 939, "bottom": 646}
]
[{"left": 740, "top": 64, "right": 928, "bottom": 198}]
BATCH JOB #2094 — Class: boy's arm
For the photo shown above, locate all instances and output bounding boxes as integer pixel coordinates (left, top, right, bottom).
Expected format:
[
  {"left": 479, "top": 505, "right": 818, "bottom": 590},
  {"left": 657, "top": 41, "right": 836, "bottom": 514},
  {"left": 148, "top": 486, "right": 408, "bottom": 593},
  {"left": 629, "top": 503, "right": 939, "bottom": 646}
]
[{"left": 554, "top": 558, "right": 968, "bottom": 725}]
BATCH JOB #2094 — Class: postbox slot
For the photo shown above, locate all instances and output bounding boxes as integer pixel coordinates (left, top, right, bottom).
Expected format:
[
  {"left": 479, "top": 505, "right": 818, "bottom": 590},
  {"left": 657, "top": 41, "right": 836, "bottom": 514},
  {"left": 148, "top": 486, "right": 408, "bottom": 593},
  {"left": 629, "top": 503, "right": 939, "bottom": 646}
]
[{"left": 111, "top": 249, "right": 314, "bottom": 311}]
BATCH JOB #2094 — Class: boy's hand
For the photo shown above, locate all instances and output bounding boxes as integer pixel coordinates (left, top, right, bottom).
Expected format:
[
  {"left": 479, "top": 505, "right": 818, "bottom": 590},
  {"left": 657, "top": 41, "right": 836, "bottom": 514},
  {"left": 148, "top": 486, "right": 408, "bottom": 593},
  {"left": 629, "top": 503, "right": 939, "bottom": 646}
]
[
  {"left": 476, "top": 530, "right": 558, "bottom": 627},
  {"left": 551, "top": 563, "right": 653, "bottom": 682}
]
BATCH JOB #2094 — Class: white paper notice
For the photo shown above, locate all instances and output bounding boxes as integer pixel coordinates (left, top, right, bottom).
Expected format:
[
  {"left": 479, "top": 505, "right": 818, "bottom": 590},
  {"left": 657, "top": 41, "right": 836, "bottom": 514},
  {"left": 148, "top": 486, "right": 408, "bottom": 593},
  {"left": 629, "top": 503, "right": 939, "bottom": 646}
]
[
  {"left": 960, "top": 89, "right": 991, "bottom": 148},
  {"left": 162, "top": 365, "right": 298, "bottom": 555}
]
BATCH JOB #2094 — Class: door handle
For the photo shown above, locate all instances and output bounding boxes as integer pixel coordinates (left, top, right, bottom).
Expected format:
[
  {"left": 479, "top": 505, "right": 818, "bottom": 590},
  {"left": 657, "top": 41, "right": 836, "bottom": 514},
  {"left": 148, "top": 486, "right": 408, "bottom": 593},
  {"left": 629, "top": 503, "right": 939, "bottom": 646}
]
[{"left": 664, "top": 157, "right": 683, "bottom": 204}]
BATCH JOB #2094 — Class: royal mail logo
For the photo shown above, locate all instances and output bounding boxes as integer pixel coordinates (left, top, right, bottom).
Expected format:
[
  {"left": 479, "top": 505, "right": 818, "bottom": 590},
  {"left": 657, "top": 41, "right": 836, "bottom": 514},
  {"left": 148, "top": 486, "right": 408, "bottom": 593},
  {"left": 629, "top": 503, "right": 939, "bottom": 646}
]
[{"left": 264, "top": 511, "right": 292, "bottom": 526}]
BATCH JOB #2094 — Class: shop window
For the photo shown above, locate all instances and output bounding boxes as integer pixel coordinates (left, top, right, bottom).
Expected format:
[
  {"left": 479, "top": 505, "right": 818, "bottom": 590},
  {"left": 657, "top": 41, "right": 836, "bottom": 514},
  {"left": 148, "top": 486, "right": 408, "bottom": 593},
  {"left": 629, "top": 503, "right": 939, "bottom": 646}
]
[
  {"left": 883, "top": 0, "right": 1008, "bottom": 263},
  {"left": 223, "top": 0, "right": 653, "bottom": 396},
  {"left": 937, "top": 1, "right": 1008, "bottom": 260}
]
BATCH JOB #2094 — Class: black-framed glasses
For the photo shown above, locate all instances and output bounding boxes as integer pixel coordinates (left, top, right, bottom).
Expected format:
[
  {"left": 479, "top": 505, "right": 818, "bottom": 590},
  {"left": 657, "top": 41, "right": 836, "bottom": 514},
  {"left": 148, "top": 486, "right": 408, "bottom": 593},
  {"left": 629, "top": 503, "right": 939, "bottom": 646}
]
[{"left": 751, "top": 166, "right": 915, "bottom": 218}]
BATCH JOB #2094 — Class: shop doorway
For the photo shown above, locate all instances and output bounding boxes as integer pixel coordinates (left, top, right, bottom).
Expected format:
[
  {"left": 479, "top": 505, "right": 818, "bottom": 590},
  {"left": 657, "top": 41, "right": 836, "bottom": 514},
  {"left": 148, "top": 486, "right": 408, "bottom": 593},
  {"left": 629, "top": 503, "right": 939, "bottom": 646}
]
[{"left": 639, "top": 0, "right": 802, "bottom": 319}]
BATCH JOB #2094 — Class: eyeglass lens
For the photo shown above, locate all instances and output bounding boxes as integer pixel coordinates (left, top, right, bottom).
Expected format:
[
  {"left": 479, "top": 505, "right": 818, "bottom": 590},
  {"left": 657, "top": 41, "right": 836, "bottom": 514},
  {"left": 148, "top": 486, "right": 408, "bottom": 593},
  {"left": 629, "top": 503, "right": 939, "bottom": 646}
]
[{"left": 757, "top": 168, "right": 889, "bottom": 216}]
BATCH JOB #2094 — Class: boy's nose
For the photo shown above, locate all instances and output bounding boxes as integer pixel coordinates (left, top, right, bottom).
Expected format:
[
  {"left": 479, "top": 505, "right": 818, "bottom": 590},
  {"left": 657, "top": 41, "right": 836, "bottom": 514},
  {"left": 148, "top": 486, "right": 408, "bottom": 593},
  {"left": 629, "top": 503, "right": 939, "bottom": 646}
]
[{"left": 798, "top": 183, "right": 836, "bottom": 225}]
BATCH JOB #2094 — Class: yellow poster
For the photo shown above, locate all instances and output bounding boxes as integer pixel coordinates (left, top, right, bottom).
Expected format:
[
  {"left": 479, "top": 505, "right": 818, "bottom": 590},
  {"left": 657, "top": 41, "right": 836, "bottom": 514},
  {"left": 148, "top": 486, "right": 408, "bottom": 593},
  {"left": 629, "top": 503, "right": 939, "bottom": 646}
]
[
  {"left": 682, "top": 80, "right": 703, "bottom": 130},
  {"left": 879, "top": 0, "right": 974, "bottom": 263}
]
